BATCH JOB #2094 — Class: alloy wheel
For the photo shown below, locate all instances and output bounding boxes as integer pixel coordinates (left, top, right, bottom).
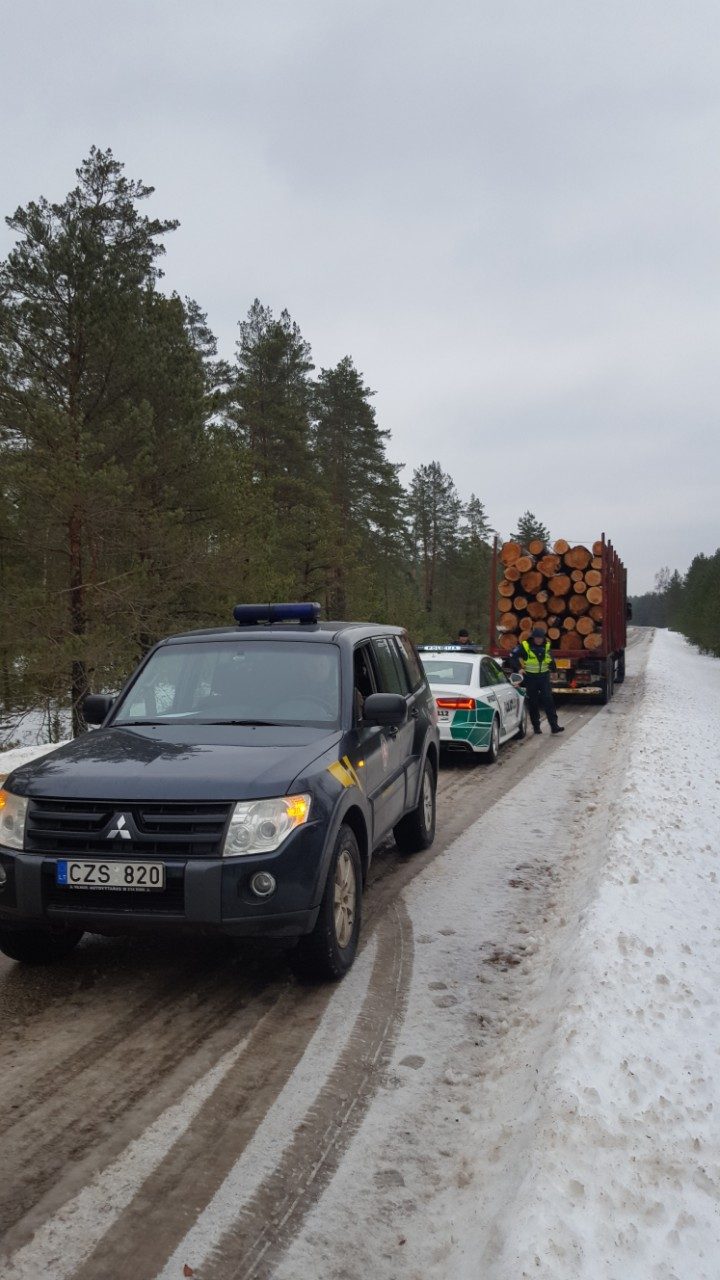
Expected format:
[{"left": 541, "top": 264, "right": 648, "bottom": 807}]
[{"left": 333, "top": 849, "right": 357, "bottom": 949}]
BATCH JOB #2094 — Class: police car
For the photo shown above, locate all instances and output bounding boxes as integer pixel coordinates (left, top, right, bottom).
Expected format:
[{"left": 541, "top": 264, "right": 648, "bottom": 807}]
[
  {"left": 0, "top": 606, "right": 439, "bottom": 981},
  {"left": 418, "top": 645, "right": 527, "bottom": 761}
]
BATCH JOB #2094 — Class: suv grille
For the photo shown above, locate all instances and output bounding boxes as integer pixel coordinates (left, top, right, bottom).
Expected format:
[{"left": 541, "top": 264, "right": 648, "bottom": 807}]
[{"left": 25, "top": 799, "right": 231, "bottom": 858}]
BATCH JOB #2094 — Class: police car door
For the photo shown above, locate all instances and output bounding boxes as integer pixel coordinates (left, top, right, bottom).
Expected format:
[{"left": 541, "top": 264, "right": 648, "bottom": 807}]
[{"left": 484, "top": 658, "right": 521, "bottom": 737}]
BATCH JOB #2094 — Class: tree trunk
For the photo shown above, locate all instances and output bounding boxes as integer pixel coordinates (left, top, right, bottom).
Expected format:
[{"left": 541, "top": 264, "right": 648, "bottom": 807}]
[{"left": 68, "top": 507, "right": 88, "bottom": 737}]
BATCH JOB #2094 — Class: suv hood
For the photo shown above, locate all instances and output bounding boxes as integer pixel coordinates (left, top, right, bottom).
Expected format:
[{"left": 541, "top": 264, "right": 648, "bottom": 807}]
[{"left": 7, "top": 724, "right": 342, "bottom": 802}]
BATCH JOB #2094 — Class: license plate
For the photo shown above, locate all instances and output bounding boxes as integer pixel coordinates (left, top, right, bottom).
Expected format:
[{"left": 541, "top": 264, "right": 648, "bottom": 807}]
[
  {"left": 56, "top": 860, "right": 165, "bottom": 890},
  {"left": 555, "top": 659, "right": 571, "bottom": 669},
  {"left": 437, "top": 709, "right": 450, "bottom": 719}
]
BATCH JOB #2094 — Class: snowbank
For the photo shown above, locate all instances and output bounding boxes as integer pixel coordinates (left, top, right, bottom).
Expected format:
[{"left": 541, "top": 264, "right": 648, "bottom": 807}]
[
  {"left": 0, "top": 740, "right": 69, "bottom": 784},
  {"left": 488, "top": 629, "right": 720, "bottom": 1279},
  {"left": 277, "top": 630, "right": 720, "bottom": 1280}
]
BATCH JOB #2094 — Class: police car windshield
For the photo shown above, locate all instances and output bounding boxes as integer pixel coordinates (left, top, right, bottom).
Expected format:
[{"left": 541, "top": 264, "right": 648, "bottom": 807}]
[
  {"left": 113, "top": 640, "right": 341, "bottom": 728},
  {"left": 421, "top": 660, "right": 474, "bottom": 686}
]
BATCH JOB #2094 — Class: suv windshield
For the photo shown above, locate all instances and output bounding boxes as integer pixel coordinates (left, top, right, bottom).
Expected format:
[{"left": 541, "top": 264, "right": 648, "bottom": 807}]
[{"left": 113, "top": 640, "right": 341, "bottom": 728}]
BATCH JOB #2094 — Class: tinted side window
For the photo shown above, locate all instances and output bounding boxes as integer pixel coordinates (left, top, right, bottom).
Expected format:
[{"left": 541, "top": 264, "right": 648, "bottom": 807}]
[
  {"left": 371, "top": 637, "right": 406, "bottom": 695},
  {"left": 479, "top": 660, "right": 495, "bottom": 688},
  {"left": 487, "top": 659, "right": 509, "bottom": 685},
  {"left": 389, "top": 638, "right": 411, "bottom": 695},
  {"left": 353, "top": 645, "right": 377, "bottom": 724},
  {"left": 397, "top": 635, "right": 426, "bottom": 692}
]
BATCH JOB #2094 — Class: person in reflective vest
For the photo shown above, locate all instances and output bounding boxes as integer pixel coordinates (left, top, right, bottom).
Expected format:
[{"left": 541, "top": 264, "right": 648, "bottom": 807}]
[{"left": 509, "top": 627, "right": 564, "bottom": 735}]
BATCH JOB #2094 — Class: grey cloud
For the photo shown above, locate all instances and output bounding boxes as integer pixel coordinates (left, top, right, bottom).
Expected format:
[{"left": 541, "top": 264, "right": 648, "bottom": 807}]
[{"left": 1, "top": 0, "right": 718, "bottom": 591}]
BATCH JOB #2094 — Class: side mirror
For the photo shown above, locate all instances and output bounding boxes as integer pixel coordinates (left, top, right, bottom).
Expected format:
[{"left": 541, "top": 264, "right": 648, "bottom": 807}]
[
  {"left": 509, "top": 673, "right": 524, "bottom": 688},
  {"left": 626, "top": 602, "right": 633, "bottom": 620},
  {"left": 363, "top": 693, "right": 407, "bottom": 728},
  {"left": 83, "top": 694, "right": 114, "bottom": 726}
]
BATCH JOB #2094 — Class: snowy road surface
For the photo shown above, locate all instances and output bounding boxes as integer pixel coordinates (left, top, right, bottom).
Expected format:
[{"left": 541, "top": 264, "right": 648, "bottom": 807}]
[{"left": 4, "top": 629, "right": 716, "bottom": 1279}]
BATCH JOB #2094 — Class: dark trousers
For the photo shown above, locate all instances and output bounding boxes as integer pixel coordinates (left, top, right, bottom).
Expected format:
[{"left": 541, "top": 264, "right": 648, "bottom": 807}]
[{"left": 523, "top": 673, "right": 559, "bottom": 730}]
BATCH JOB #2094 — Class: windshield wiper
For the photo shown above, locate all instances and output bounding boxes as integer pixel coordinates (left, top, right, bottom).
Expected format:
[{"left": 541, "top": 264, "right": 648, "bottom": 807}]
[
  {"left": 205, "top": 719, "right": 278, "bottom": 726},
  {"left": 116, "top": 719, "right": 166, "bottom": 726}
]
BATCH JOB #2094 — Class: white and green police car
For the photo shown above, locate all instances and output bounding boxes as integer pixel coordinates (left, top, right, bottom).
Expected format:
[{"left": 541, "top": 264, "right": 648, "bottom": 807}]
[{"left": 418, "top": 646, "right": 527, "bottom": 762}]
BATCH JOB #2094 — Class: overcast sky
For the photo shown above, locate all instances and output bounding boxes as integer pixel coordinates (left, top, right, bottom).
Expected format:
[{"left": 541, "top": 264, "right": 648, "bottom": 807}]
[{"left": 2, "top": 0, "right": 718, "bottom": 592}]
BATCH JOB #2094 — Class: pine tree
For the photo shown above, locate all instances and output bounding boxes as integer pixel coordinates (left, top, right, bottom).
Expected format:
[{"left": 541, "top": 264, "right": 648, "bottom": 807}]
[
  {"left": 313, "top": 356, "right": 405, "bottom": 616},
  {"left": 0, "top": 149, "right": 215, "bottom": 731},
  {"left": 511, "top": 510, "right": 551, "bottom": 547},
  {"left": 224, "top": 301, "right": 320, "bottom": 601},
  {"left": 407, "top": 462, "right": 462, "bottom": 616}
]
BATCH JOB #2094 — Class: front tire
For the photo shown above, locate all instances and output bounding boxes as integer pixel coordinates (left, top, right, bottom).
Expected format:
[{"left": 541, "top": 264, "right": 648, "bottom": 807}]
[
  {"left": 0, "top": 926, "right": 83, "bottom": 965},
  {"left": 296, "top": 825, "right": 362, "bottom": 981},
  {"left": 394, "top": 757, "right": 436, "bottom": 854}
]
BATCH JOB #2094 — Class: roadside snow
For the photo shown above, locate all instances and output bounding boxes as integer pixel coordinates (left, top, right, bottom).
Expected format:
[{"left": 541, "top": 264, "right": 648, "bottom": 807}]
[
  {"left": 0, "top": 705, "right": 71, "bottom": 751},
  {"left": 277, "top": 630, "right": 720, "bottom": 1280},
  {"left": 0, "top": 740, "right": 69, "bottom": 784}
]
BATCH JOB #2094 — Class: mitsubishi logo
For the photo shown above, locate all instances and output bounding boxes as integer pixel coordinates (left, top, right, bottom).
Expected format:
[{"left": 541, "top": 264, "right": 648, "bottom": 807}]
[{"left": 107, "top": 814, "right": 132, "bottom": 840}]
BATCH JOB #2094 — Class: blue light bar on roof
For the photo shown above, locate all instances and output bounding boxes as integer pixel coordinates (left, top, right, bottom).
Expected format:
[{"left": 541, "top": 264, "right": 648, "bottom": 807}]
[
  {"left": 418, "top": 644, "right": 485, "bottom": 654},
  {"left": 233, "top": 602, "right": 321, "bottom": 626}
]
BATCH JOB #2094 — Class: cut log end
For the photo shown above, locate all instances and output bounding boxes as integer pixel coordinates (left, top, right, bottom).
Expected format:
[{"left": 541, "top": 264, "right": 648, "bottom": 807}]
[
  {"left": 547, "top": 574, "right": 572, "bottom": 596},
  {"left": 500, "top": 541, "right": 522, "bottom": 565},
  {"left": 563, "top": 545, "right": 592, "bottom": 571},
  {"left": 520, "top": 570, "right": 543, "bottom": 594}
]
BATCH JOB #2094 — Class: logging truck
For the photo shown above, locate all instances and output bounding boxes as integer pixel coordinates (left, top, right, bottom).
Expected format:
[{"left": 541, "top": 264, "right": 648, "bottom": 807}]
[{"left": 489, "top": 534, "right": 630, "bottom": 704}]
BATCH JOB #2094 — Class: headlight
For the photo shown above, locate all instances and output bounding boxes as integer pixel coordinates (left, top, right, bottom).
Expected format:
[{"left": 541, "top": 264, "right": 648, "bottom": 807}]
[
  {"left": 0, "top": 790, "right": 28, "bottom": 851},
  {"left": 222, "top": 794, "right": 311, "bottom": 857}
]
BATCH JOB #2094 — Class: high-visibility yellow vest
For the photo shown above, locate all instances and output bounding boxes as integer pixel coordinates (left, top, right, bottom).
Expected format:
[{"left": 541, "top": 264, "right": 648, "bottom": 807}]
[{"left": 520, "top": 639, "right": 552, "bottom": 674}]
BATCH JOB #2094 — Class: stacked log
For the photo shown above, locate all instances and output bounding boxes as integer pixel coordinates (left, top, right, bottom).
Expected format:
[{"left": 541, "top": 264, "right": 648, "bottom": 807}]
[{"left": 496, "top": 537, "right": 604, "bottom": 652}]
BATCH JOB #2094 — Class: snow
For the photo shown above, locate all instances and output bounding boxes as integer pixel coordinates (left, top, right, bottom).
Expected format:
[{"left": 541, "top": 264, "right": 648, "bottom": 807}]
[
  {"left": 0, "top": 740, "right": 69, "bottom": 784},
  {"left": 3, "top": 629, "right": 719, "bottom": 1278},
  {"left": 276, "top": 630, "right": 720, "bottom": 1280},
  {"left": 0, "top": 703, "right": 71, "bottom": 751}
]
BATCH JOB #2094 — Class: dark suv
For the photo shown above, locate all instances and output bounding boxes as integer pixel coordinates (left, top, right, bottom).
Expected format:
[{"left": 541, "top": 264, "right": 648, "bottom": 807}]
[{"left": 0, "top": 605, "right": 439, "bottom": 979}]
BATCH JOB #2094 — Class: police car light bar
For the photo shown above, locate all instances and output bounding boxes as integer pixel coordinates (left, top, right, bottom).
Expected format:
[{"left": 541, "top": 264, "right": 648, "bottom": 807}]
[
  {"left": 418, "top": 644, "right": 485, "bottom": 654},
  {"left": 233, "top": 602, "right": 321, "bottom": 626}
]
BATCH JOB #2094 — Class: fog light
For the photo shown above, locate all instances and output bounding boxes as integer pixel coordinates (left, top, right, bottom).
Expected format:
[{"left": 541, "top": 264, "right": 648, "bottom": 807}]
[
  {"left": 250, "top": 871, "right": 276, "bottom": 899},
  {"left": 0, "top": 865, "right": 6, "bottom": 889}
]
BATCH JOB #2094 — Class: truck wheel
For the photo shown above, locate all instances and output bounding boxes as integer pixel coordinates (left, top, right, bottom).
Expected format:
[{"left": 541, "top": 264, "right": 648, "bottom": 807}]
[
  {"left": 615, "top": 651, "right": 626, "bottom": 684},
  {"left": 0, "top": 926, "right": 83, "bottom": 965},
  {"left": 295, "top": 825, "right": 362, "bottom": 981},
  {"left": 394, "top": 757, "right": 437, "bottom": 854},
  {"left": 483, "top": 716, "right": 500, "bottom": 763},
  {"left": 600, "top": 660, "right": 614, "bottom": 705}
]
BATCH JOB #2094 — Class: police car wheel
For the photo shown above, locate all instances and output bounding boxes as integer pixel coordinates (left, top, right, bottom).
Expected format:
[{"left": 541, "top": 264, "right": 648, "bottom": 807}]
[
  {"left": 296, "top": 825, "right": 362, "bottom": 981},
  {"left": 393, "top": 757, "right": 436, "bottom": 854},
  {"left": 484, "top": 716, "right": 500, "bottom": 763},
  {"left": 516, "top": 701, "right": 528, "bottom": 739},
  {"left": 0, "top": 926, "right": 83, "bottom": 966}
]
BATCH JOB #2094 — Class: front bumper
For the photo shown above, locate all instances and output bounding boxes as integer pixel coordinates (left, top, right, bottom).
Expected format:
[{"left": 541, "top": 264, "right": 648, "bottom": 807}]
[{"left": 0, "top": 824, "right": 326, "bottom": 938}]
